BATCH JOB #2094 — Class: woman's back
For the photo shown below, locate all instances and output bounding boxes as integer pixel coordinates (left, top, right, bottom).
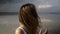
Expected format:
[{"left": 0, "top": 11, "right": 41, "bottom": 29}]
[
  {"left": 18, "top": 3, "right": 39, "bottom": 34},
  {"left": 15, "top": 3, "right": 48, "bottom": 34}
]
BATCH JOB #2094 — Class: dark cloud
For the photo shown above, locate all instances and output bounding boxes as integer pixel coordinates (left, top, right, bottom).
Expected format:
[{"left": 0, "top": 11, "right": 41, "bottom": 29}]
[
  {"left": 0, "top": 0, "right": 23, "bottom": 4},
  {"left": 0, "top": 0, "right": 35, "bottom": 4}
]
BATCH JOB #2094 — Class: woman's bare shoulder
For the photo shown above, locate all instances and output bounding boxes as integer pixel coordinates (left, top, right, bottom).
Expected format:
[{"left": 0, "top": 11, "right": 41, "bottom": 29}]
[{"left": 15, "top": 27, "right": 24, "bottom": 34}]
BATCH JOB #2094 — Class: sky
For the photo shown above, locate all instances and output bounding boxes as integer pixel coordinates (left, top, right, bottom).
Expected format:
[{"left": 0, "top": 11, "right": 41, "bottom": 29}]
[{"left": 0, "top": 0, "right": 60, "bottom": 13}]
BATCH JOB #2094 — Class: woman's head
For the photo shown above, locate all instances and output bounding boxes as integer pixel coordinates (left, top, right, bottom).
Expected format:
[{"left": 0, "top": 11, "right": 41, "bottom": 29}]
[{"left": 19, "top": 3, "right": 39, "bottom": 28}]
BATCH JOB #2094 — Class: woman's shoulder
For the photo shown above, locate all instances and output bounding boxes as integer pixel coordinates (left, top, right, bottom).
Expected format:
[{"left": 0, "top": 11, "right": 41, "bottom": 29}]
[{"left": 15, "top": 27, "right": 24, "bottom": 34}]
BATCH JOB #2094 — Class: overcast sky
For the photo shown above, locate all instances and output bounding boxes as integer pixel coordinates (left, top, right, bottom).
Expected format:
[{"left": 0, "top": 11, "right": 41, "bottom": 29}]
[{"left": 0, "top": 0, "right": 60, "bottom": 12}]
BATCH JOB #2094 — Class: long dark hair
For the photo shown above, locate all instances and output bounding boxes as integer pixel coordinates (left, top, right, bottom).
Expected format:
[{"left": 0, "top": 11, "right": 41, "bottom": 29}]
[{"left": 19, "top": 3, "right": 40, "bottom": 34}]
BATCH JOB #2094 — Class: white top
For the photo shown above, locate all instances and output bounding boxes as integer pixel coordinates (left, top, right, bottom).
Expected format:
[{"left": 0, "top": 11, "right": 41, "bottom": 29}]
[
  {"left": 18, "top": 27, "right": 27, "bottom": 34},
  {"left": 15, "top": 27, "right": 27, "bottom": 34}
]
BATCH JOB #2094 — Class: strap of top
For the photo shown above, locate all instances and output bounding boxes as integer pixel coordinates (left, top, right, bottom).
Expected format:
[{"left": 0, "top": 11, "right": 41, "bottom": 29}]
[{"left": 19, "top": 27, "right": 27, "bottom": 34}]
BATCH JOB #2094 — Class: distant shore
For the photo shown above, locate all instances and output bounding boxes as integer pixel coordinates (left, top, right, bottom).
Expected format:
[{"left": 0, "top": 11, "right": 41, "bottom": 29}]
[{"left": 0, "top": 12, "right": 60, "bottom": 15}]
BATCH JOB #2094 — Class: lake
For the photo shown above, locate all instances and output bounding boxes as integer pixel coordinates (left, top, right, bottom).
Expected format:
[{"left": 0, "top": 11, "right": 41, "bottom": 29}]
[{"left": 0, "top": 14, "right": 60, "bottom": 34}]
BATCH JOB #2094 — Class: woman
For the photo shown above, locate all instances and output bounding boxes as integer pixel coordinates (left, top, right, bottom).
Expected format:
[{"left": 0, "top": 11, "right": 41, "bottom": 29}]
[{"left": 15, "top": 3, "right": 48, "bottom": 34}]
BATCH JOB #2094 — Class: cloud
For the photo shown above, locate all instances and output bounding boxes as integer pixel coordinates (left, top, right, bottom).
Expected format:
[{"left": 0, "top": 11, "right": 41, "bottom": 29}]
[
  {"left": 0, "top": 0, "right": 23, "bottom": 4},
  {"left": 41, "top": 18, "right": 53, "bottom": 23},
  {"left": 38, "top": 4, "right": 52, "bottom": 8}
]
